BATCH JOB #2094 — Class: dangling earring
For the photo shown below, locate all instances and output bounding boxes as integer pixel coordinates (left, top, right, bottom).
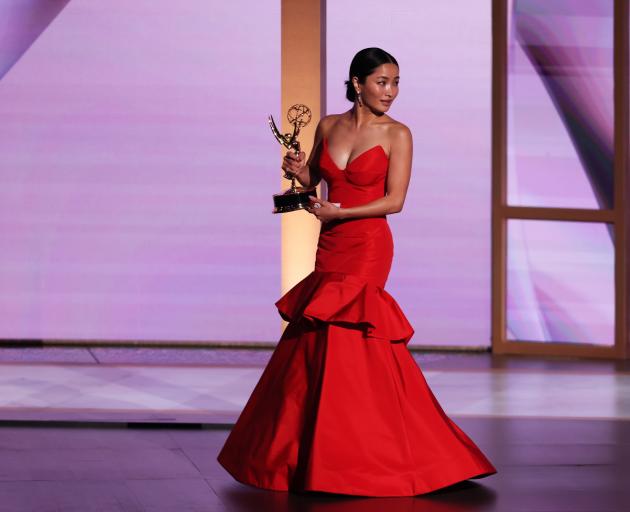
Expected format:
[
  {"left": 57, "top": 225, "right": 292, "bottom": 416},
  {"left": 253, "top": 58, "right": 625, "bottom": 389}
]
[{"left": 356, "top": 90, "right": 363, "bottom": 107}]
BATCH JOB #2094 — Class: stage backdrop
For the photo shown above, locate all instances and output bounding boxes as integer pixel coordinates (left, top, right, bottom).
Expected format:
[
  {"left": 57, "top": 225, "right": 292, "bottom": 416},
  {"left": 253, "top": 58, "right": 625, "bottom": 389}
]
[
  {"left": 326, "top": 0, "right": 493, "bottom": 346},
  {"left": 0, "top": 0, "right": 281, "bottom": 342},
  {"left": 0, "top": 0, "right": 493, "bottom": 346}
]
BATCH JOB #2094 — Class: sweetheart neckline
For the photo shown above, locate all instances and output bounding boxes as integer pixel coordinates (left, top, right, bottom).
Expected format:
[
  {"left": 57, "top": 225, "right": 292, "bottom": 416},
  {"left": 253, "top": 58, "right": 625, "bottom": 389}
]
[{"left": 323, "top": 137, "right": 388, "bottom": 171}]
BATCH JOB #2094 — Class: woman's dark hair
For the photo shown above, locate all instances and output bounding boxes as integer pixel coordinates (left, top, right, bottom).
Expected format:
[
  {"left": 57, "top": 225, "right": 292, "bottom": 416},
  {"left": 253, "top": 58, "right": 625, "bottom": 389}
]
[{"left": 344, "top": 47, "right": 398, "bottom": 102}]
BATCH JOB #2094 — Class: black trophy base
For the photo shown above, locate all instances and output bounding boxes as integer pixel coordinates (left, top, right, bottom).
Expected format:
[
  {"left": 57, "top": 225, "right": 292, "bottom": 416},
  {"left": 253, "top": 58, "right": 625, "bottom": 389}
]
[{"left": 273, "top": 187, "right": 317, "bottom": 214}]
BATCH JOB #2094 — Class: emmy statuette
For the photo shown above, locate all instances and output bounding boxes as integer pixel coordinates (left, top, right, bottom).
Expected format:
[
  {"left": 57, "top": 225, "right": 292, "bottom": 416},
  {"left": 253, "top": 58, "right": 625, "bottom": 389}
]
[{"left": 268, "top": 104, "right": 318, "bottom": 214}]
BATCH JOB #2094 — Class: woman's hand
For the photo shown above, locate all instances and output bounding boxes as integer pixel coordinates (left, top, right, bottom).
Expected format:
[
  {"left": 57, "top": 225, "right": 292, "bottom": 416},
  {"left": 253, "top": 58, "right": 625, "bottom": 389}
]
[
  {"left": 305, "top": 196, "right": 342, "bottom": 223},
  {"left": 282, "top": 150, "right": 307, "bottom": 181}
]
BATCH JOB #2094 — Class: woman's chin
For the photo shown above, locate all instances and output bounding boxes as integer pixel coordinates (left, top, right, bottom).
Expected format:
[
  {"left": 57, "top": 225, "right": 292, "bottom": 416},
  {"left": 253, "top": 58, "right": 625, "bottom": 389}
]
[{"left": 366, "top": 104, "right": 389, "bottom": 114}]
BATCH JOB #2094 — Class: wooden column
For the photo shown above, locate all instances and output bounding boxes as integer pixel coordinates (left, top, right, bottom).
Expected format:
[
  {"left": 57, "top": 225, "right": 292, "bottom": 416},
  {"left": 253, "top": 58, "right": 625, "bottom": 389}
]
[
  {"left": 614, "top": 0, "right": 629, "bottom": 358},
  {"left": 491, "top": 0, "right": 508, "bottom": 355},
  {"left": 280, "top": 0, "right": 326, "bottom": 298}
]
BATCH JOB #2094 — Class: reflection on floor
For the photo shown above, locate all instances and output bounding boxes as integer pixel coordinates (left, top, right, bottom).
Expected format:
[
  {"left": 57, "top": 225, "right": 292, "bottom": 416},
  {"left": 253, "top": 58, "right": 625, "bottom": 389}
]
[{"left": 0, "top": 347, "right": 628, "bottom": 511}]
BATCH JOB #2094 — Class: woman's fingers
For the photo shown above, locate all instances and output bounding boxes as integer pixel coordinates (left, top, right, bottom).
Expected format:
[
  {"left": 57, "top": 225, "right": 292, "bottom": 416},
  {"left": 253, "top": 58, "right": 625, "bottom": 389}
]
[
  {"left": 284, "top": 151, "right": 305, "bottom": 165},
  {"left": 282, "top": 151, "right": 306, "bottom": 180},
  {"left": 309, "top": 196, "right": 326, "bottom": 207},
  {"left": 282, "top": 158, "right": 299, "bottom": 177},
  {"left": 306, "top": 197, "right": 327, "bottom": 222},
  {"left": 285, "top": 150, "right": 304, "bottom": 162},
  {"left": 305, "top": 200, "right": 319, "bottom": 213},
  {"left": 305, "top": 195, "right": 340, "bottom": 224}
]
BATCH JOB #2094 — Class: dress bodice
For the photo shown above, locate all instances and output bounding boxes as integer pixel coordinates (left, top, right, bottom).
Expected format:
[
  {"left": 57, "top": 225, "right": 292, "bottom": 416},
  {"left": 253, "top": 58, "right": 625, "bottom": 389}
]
[
  {"left": 315, "top": 137, "right": 392, "bottom": 287},
  {"left": 318, "top": 137, "right": 389, "bottom": 208}
]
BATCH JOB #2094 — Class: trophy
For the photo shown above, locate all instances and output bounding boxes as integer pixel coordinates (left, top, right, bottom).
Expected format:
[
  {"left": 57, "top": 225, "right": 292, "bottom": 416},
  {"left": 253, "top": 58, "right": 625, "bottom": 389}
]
[{"left": 268, "top": 104, "right": 317, "bottom": 213}]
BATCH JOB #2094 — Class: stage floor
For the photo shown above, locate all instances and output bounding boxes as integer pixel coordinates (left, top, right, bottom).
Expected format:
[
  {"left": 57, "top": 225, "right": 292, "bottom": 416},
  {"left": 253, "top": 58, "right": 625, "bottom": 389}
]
[
  {"left": 0, "top": 347, "right": 628, "bottom": 511},
  {"left": 0, "top": 346, "right": 628, "bottom": 423}
]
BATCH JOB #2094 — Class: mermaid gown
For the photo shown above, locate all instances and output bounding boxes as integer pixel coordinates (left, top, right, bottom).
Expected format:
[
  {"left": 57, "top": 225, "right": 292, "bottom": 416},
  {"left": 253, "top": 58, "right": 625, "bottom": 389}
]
[{"left": 217, "top": 137, "right": 497, "bottom": 496}]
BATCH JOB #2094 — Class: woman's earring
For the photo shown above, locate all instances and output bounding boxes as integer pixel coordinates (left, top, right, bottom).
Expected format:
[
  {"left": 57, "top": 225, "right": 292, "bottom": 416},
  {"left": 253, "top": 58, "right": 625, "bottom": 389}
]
[{"left": 356, "top": 91, "right": 363, "bottom": 107}]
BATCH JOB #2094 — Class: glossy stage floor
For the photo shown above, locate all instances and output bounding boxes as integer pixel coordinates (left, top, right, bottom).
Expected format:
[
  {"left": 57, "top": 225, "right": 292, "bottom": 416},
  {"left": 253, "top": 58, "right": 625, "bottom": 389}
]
[{"left": 0, "top": 346, "right": 628, "bottom": 512}]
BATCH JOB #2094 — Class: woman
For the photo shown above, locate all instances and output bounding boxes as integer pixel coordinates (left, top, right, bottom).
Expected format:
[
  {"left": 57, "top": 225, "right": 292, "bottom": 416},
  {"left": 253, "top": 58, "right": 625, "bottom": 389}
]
[{"left": 217, "top": 47, "right": 497, "bottom": 497}]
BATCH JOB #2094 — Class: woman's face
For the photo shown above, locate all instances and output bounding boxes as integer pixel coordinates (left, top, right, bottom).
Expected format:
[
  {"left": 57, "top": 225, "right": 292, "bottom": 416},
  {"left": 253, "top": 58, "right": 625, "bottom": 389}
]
[{"left": 354, "top": 63, "right": 399, "bottom": 113}]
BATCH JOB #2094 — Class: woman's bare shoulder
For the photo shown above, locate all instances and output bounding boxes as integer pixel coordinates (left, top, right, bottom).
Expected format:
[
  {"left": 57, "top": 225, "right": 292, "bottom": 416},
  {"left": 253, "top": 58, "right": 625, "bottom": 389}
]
[
  {"left": 318, "top": 113, "right": 343, "bottom": 131},
  {"left": 384, "top": 117, "right": 411, "bottom": 135},
  {"left": 386, "top": 119, "right": 412, "bottom": 145},
  {"left": 312, "top": 113, "right": 346, "bottom": 143},
  {"left": 321, "top": 113, "right": 344, "bottom": 122}
]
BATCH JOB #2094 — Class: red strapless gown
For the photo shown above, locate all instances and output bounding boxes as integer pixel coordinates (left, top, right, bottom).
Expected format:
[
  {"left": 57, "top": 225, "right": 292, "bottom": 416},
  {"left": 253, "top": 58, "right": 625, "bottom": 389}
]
[{"left": 217, "top": 138, "right": 497, "bottom": 496}]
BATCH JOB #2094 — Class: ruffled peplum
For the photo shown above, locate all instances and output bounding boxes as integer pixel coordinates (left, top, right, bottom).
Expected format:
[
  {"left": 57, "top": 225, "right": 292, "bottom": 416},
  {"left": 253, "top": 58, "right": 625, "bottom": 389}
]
[{"left": 275, "top": 270, "right": 414, "bottom": 345}]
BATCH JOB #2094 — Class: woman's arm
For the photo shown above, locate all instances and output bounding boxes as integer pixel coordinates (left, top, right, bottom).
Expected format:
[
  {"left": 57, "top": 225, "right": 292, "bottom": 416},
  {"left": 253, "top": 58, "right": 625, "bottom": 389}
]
[
  {"left": 306, "top": 124, "right": 413, "bottom": 222},
  {"left": 282, "top": 118, "right": 328, "bottom": 188}
]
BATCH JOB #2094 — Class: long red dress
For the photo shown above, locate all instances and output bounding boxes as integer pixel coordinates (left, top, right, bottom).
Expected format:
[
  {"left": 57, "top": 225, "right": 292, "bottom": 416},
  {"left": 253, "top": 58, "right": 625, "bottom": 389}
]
[{"left": 217, "top": 137, "right": 497, "bottom": 496}]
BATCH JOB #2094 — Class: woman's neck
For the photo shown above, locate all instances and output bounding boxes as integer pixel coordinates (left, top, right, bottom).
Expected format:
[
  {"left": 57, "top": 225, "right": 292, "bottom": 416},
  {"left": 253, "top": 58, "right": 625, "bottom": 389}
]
[{"left": 349, "top": 103, "right": 384, "bottom": 129}]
